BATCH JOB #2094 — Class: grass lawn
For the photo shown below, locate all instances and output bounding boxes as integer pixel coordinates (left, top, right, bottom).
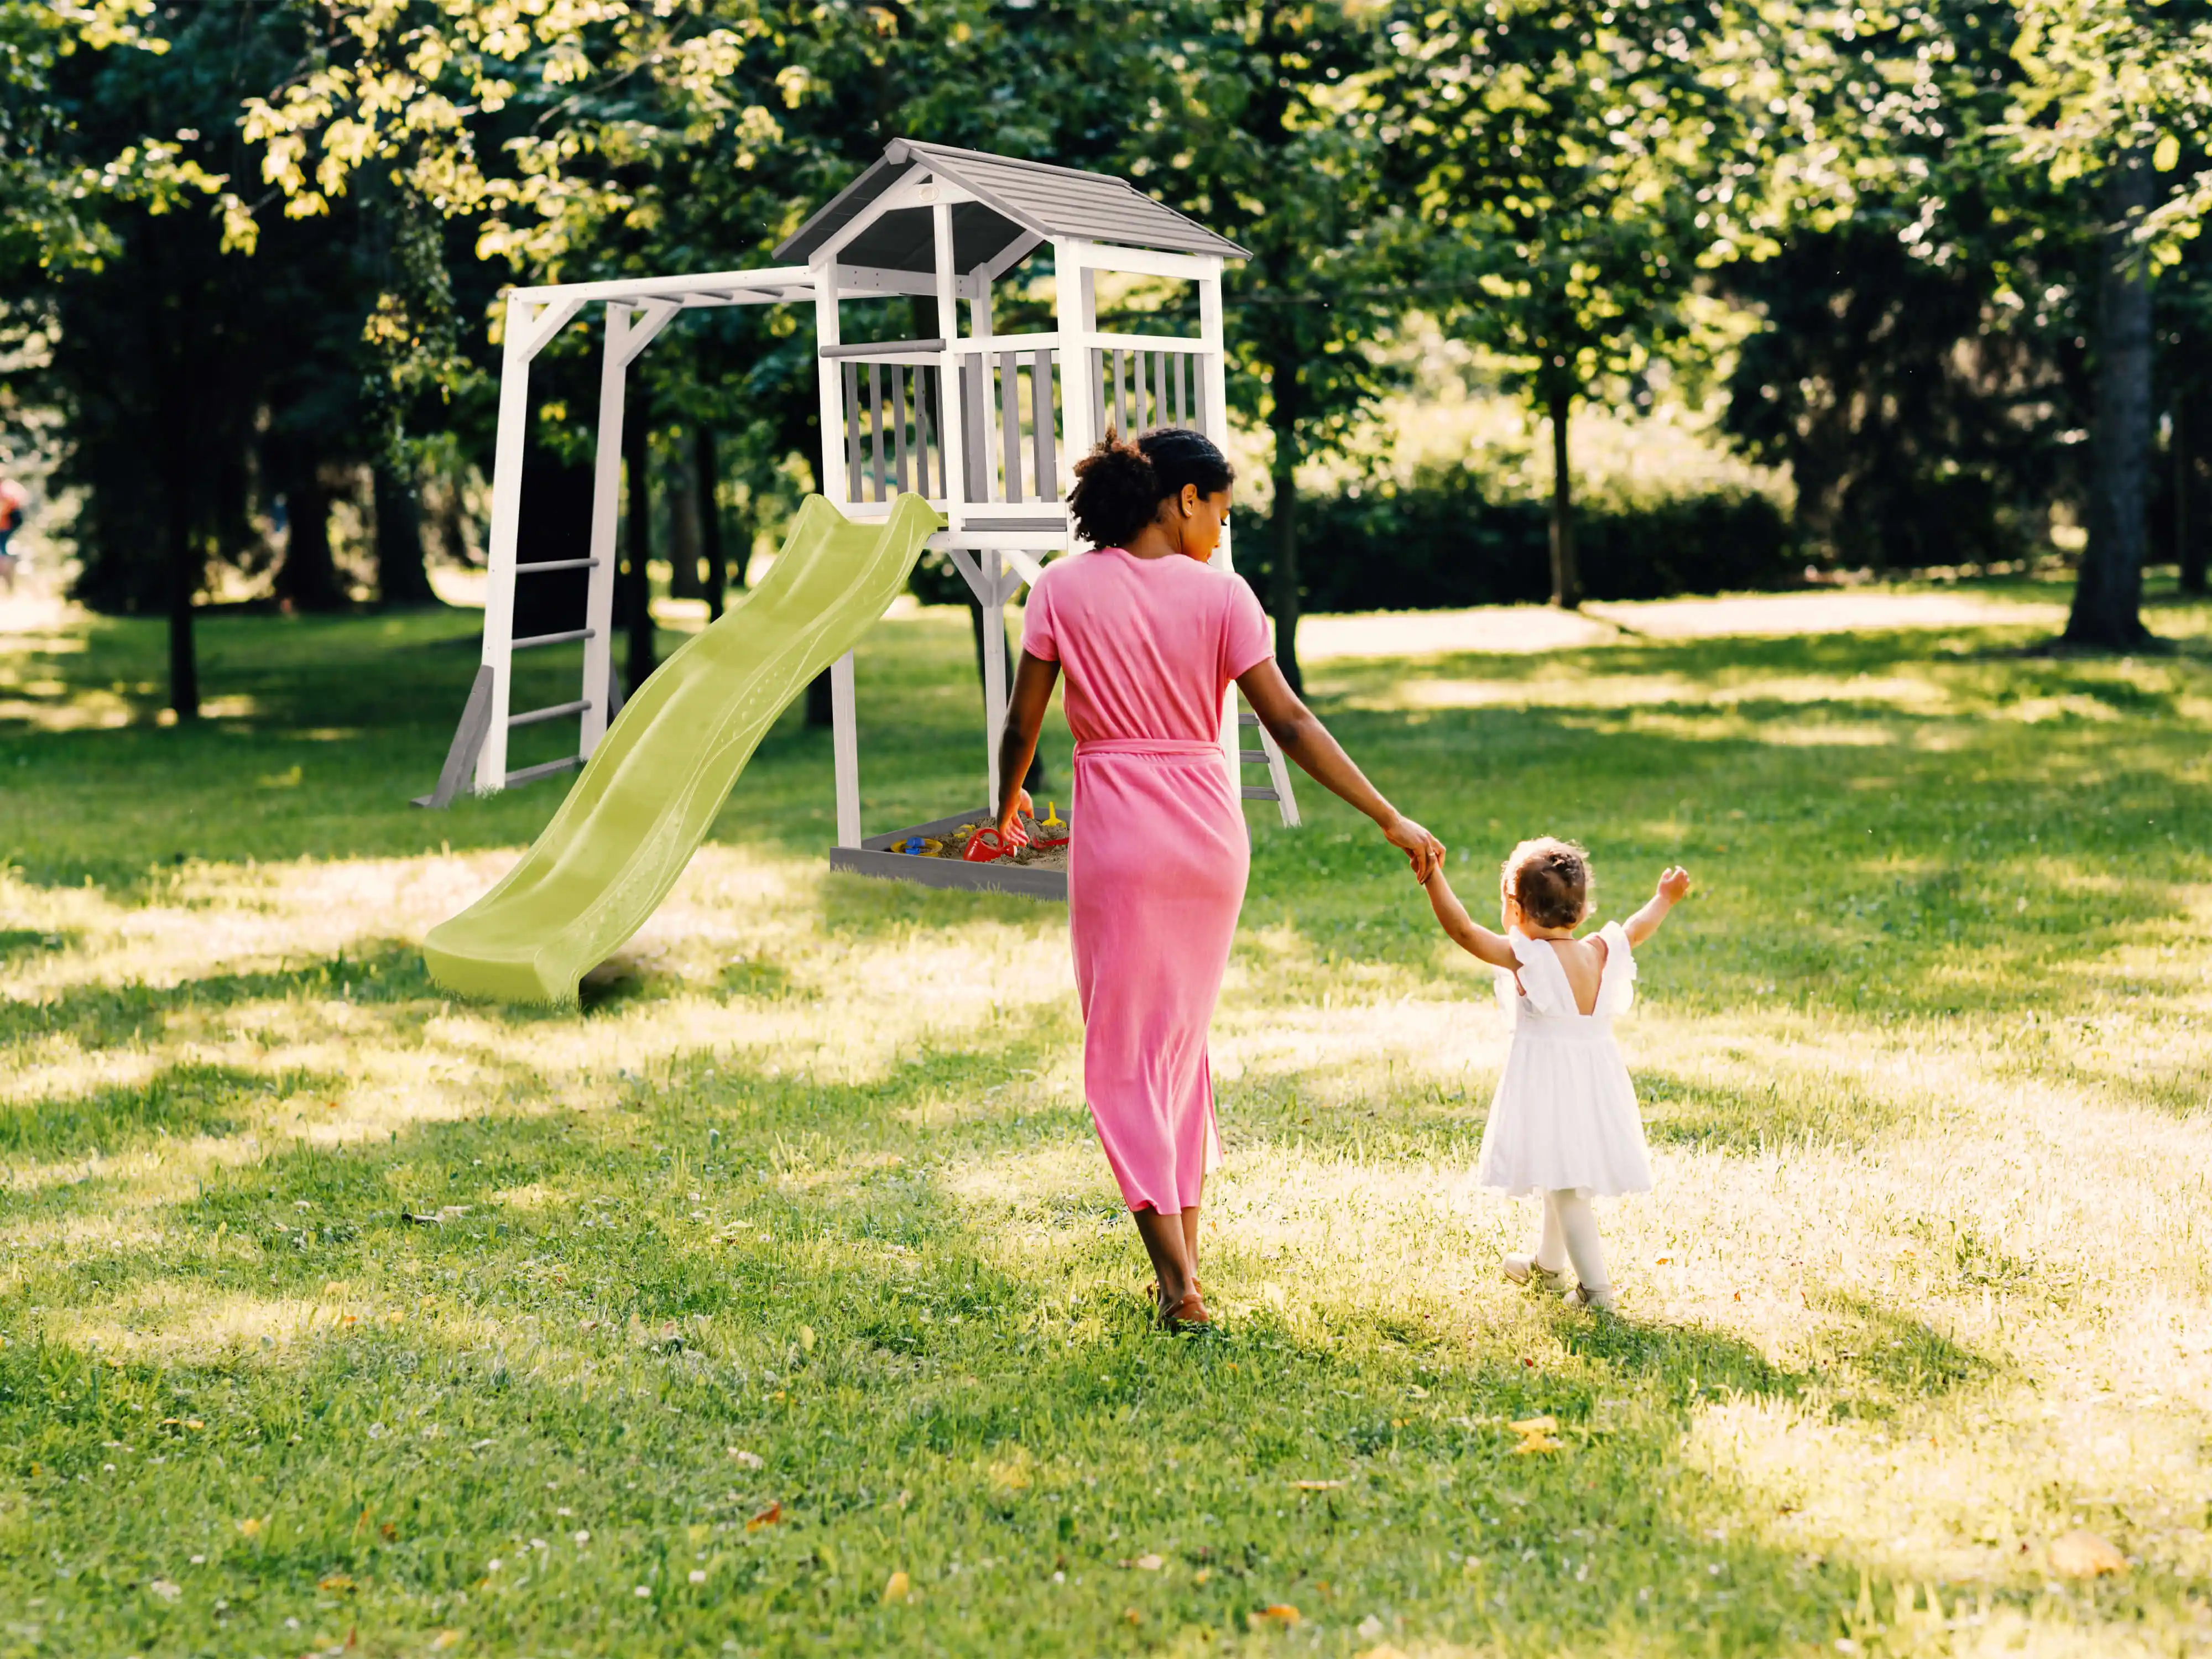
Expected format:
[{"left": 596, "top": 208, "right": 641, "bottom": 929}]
[{"left": 3, "top": 580, "right": 2211, "bottom": 1657}]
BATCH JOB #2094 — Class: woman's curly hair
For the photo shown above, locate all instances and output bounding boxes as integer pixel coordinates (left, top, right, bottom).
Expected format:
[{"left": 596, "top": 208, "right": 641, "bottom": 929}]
[
  {"left": 1067, "top": 426, "right": 1234, "bottom": 549},
  {"left": 1501, "top": 837, "right": 1593, "bottom": 931}
]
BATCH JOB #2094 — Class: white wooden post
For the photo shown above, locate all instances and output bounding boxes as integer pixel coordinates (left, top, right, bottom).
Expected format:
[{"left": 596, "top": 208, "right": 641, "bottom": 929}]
[
  {"left": 1051, "top": 240, "right": 1093, "bottom": 499},
  {"left": 580, "top": 305, "right": 627, "bottom": 757},
  {"left": 933, "top": 205, "right": 967, "bottom": 531},
  {"left": 813, "top": 261, "right": 846, "bottom": 505},
  {"left": 973, "top": 275, "right": 999, "bottom": 503},
  {"left": 1197, "top": 260, "right": 1243, "bottom": 809},
  {"left": 476, "top": 294, "right": 536, "bottom": 791},
  {"left": 831, "top": 653, "right": 861, "bottom": 848},
  {"left": 982, "top": 547, "right": 1007, "bottom": 807},
  {"left": 815, "top": 259, "right": 864, "bottom": 849}
]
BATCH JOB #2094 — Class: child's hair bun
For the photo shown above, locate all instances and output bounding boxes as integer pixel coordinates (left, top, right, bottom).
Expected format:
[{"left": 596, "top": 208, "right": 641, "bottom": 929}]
[{"left": 1502, "top": 837, "right": 1593, "bottom": 930}]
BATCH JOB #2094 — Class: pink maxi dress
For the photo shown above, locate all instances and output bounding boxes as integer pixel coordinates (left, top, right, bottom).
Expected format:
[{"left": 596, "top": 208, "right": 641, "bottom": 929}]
[{"left": 1019, "top": 547, "right": 1274, "bottom": 1214}]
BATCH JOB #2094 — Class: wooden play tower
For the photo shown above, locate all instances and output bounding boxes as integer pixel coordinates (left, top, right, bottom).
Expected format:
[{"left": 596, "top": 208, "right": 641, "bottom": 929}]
[{"left": 424, "top": 139, "right": 1298, "bottom": 885}]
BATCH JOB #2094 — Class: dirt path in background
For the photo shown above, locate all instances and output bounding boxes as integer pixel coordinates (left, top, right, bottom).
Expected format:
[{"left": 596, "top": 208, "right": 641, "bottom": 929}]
[{"left": 1296, "top": 589, "right": 2067, "bottom": 661}]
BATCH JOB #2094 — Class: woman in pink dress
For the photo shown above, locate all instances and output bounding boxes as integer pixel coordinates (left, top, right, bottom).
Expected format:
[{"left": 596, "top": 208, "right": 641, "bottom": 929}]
[{"left": 993, "top": 429, "right": 1443, "bottom": 1329}]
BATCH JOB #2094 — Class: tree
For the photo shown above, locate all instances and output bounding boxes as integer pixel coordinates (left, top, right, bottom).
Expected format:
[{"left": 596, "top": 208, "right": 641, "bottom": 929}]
[
  {"left": 1722, "top": 216, "right": 2089, "bottom": 570},
  {"left": 2002, "top": 0, "right": 2212, "bottom": 647},
  {"left": 1380, "top": 0, "right": 1762, "bottom": 609},
  {"left": 1769, "top": 0, "right": 2212, "bottom": 643},
  {"left": 1124, "top": 1, "right": 1410, "bottom": 690},
  {"left": 5, "top": 1, "right": 371, "bottom": 718}
]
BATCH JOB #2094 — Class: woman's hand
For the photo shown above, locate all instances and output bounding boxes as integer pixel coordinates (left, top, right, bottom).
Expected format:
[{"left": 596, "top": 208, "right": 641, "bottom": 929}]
[
  {"left": 1381, "top": 812, "right": 1444, "bottom": 882},
  {"left": 995, "top": 787, "right": 1035, "bottom": 847}
]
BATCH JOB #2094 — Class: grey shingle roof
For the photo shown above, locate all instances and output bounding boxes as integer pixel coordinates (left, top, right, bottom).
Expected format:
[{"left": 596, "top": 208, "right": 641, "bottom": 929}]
[{"left": 774, "top": 139, "right": 1248, "bottom": 270}]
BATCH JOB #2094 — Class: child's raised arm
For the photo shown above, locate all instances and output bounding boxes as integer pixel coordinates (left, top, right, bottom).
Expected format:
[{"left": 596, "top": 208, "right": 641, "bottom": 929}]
[
  {"left": 1422, "top": 865, "right": 1519, "bottom": 969},
  {"left": 1624, "top": 866, "right": 1692, "bottom": 947}
]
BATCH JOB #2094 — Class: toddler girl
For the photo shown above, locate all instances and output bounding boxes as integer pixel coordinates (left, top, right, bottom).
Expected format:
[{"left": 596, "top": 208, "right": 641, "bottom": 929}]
[{"left": 1420, "top": 838, "right": 1691, "bottom": 1311}]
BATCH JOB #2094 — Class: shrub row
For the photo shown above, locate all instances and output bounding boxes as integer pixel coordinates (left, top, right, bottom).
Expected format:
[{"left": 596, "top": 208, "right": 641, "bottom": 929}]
[
  {"left": 1274, "top": 466, "right": 1802, "bottom": 612},
  {"left": 907, "top": 466, "right": 1802, "bottom": 614}
]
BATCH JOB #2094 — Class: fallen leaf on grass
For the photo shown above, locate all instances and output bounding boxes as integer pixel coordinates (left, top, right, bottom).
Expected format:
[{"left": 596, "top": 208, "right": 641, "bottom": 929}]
[
  {"left": 1509, "top": 1414, "right": 1564, "bottom": 1454},
  {"left": 1248, "top": 1604, "right": 1302, "bottom": 1628},
  {"left": 319, "top": 1573, "right": 356, "bottom": 1593},
  {"left": 727, "top": 1448, "right": 764, "bottom": 1469},
  {"left": 2050, "top": 1530, "right": 2127, "bottom": 1578},
  {"left": 1290, "top": 1480, "right": 1345, "bottom": 1491},
  {"left": 148, "top": 1578, "right": 181, "bottom": 1601},
  {"left": 430, "top": 1635, "right": 462, "bottom": 1651},
  {"left": 883, "top": 1570, "right": 911, "bottom": 1604},
  {"left": 747, "top": 1501, "right": 782, "bottom": 1531},
  {"left": 1121, "top": 1554, "right": 1164, "bottom": 1571}
]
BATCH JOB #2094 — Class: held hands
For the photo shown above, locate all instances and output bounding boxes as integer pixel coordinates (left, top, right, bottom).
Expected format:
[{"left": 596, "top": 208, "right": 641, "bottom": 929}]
[
  {"left": 1656, "top": 865, "right": 1693, "bottom": 904},
  {"left": 1381, "top": 813, "right": 1446, "bottom": 883}
]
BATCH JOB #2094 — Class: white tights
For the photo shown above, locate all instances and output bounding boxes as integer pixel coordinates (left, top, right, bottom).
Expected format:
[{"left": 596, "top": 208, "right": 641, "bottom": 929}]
[{"left": 1532, "top": 1189, "right": 1610, "bottom": 1295}]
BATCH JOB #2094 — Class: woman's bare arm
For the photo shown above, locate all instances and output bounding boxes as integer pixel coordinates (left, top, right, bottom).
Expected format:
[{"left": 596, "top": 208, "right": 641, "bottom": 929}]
[
  {"left": 993, "top": 649, "right": 1061, "bottom": 836},
  {"left": 1421, "top": 865, "right": 1519, "bottom": 968},
  {"left": 1236, "top": 657, "right": 1443, "bottom": 880}
]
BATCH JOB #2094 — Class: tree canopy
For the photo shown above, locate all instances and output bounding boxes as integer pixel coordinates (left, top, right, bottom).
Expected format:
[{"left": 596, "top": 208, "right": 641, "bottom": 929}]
[{"left": 7, "top": 0, "right": 2212, "bottom": 695}]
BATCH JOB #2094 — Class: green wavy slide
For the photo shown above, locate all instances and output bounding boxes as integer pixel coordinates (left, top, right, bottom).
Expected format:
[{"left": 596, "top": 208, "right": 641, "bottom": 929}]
[{"left": 425, "top": 493, "right": 940, "bottom": 1004}]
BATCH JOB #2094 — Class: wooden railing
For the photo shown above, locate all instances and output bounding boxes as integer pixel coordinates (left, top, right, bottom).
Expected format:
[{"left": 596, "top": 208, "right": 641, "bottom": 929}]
[
  {"left": 834, "top": 333, "right": 1211, "bottom": 513},
  {"left": 958, "top": 347, "right": 1061, "bottom": 507},
  {"left": 831, "top": 339, "right": 946, "bottom": 504},
  {"left": 1092, "top": 341, "right": 1211, "bottom": 444}
]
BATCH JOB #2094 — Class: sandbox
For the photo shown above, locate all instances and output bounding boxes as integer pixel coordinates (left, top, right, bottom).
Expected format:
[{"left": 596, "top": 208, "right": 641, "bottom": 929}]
[{"left": 827, "top": 806, "right": 1071, "bottom": 900}]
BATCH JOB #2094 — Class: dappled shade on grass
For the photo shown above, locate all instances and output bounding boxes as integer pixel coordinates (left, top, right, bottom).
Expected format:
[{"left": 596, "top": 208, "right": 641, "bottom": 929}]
[{"left": 4, "top": 582, "right": 2212, "bottom": 1653}]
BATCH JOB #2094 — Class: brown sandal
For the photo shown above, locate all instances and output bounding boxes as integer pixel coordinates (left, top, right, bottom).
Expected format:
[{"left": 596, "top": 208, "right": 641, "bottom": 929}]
[{"left": 1159, "top": 1288, "right": 1212, "bottom": 1331}]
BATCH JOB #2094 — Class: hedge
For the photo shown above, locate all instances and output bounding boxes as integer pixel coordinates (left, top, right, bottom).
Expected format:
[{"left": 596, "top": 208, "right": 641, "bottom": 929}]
[{"left": 907, "top": 465, "right": 1802, "bottom": 613}]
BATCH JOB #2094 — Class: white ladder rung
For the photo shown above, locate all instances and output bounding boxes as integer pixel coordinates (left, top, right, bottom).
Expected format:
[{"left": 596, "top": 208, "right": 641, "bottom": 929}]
[
  {"left": 504, "top": 755, "right": 585, "bottom": 787},
  {"left": 512, "top": 627, "right": 596, "bottom": 651},
  {"left": 1232, "top": 697, "right": 1299, "bottom": 827},
  {"left": 508, "top": 698, "right": 592, "bottom": 728},
  {"left": 515, "top": 557, "right": 602, "bottom": 575}
]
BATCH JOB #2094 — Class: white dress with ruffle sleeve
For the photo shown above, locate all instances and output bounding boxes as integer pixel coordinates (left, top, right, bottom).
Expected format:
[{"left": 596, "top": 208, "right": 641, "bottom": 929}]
[{"left": 1474, "top": 922, "right": 1654, "bottom": 1198}]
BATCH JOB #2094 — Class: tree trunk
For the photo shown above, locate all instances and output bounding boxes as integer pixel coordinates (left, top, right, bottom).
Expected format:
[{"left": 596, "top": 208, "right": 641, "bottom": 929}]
[
  {"left": 624, "top": 391, "right": 656, "bottom": 694},
  {"left": 2179, "top": 389, "right": 2207, "bottom": 596},
  {"left": 2065, "top": 154, "right": 2156, "bottom": 648},
  {"left": 1548, "top": 385, "right": 1581, "bottom": 609},
  {"left": 164, "top": 430, "right": 199, "bottom": 721},
  {"left": 667, "top": 430, "right": 703, "bottom": 599},
  {"left": 1267, "top": 352, "right": 1303, "bottom": 694},
  {"left": 373, "top": 463, "right": 439, "bottom": 607},
  {"left": 697, "top": 425, "right": 727, "bottom": 618},
  {"left": 276, "top": 469, "right": 345, "bottom": 611}
]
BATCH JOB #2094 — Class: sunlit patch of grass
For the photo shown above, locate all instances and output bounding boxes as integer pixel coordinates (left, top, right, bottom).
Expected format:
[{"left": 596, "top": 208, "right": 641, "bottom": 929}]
[{"left": 3, "top": 585, "right": 2212, "bottom": 1652}]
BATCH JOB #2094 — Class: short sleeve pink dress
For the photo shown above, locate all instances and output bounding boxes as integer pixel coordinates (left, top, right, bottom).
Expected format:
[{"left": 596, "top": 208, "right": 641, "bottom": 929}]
[{"left": 1019, "top": 547, "right": 1273, "bottom": 1214}]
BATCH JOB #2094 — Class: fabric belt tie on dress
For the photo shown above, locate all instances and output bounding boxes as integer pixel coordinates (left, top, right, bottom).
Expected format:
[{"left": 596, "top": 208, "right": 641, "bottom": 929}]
[{"left": 1074, "top": 739, "right": 1222, "bottom": 759}]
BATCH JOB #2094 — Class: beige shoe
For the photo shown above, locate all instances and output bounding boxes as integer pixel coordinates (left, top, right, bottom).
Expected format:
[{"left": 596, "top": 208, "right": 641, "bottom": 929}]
[
  {"left": 1503, "top": 1253, "right": 1567, "bottom": 1288},
  {"left": 1563, "top": 1281, "right": 1618, "bottom": 1313}
]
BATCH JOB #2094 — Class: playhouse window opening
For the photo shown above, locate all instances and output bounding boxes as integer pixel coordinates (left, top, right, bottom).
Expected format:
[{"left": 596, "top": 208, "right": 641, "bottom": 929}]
[{"left": 1088, "top": 271, "right": 1202, "bottom": 340}]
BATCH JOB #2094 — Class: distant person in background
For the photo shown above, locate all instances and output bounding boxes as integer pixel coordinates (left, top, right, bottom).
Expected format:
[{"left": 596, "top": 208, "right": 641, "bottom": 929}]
[{"left": 0, "top": 477, "right": 27, "bottom": 593}]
